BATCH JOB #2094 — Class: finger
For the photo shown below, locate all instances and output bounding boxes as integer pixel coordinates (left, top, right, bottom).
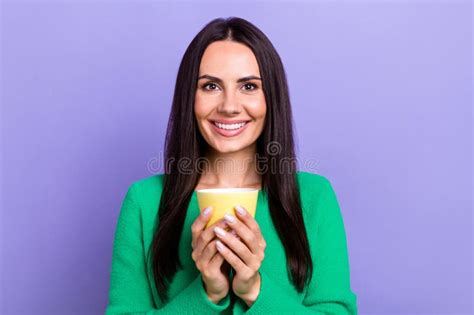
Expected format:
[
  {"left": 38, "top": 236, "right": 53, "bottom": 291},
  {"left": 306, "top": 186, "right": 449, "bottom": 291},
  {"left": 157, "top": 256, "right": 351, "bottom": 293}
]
[
  {"left": 230, "top": 229, "right": 240, "bottom": 239},
  {"left": 214, "top": 225, "right": 254, "bottom": 266},
  {"left": 191, "top": 206, "right": 213, "bottom": 244},
  {"left": 223, "top": 213, "right": 259, "bottom": 254},
  {"left": 193, "top": 219, "right": 228, "bottom": 254},
  {"left": 199, "top": 239, "right": 219, "bottom": 264},
  {"left": 215, "top": 240, "right": 246, "bottom": 273},
  {"left": 208, "top": 251, "right": 225, "bottom": 271},
  {"left": 235, "top": 205, "right": 266, "bottom": 248}
]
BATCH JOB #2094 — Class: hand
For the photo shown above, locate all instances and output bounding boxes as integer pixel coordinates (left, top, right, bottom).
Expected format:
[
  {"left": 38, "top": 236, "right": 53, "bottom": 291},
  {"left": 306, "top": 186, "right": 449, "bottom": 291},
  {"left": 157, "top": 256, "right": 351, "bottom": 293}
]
[
  {"left": 213, "top": 205, "right": 266, "bottom": 307},
  {"left": 191, "top": 207, "right": 232, "bottom": 303}
]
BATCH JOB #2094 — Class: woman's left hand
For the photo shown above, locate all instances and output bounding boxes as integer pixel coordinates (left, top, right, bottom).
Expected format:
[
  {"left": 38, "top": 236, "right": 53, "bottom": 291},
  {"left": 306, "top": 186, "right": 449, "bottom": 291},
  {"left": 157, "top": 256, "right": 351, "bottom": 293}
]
[{"left": 213, "top": 205, "right": 266, "bottom": 307}]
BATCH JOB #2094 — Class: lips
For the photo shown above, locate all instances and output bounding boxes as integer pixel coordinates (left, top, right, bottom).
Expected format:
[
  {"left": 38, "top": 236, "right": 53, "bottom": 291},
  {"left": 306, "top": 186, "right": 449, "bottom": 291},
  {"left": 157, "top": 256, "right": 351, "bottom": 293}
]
[
  {"left": 210, "top": 119, "right": 251, "bottom": 124},
  {"left": 209, "top": 120, "right": 250, "bottom": 137}
]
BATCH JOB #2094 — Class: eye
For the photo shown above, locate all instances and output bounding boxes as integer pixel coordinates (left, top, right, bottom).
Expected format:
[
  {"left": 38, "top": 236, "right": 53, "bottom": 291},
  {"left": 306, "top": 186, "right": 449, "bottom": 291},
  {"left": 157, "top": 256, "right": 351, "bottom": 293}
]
[
  {"left": 242, "top": 83, "right": 258, "bottom": 91},
  {"left": 202, "top": 82, "right": 220, "bottom": 91}
]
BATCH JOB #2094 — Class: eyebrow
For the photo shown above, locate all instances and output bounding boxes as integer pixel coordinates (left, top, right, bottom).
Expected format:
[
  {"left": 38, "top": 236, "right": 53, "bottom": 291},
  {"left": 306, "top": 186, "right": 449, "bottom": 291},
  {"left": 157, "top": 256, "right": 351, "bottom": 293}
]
[{"left": 197, "top": 74, "right": 262, "bottom": 83}]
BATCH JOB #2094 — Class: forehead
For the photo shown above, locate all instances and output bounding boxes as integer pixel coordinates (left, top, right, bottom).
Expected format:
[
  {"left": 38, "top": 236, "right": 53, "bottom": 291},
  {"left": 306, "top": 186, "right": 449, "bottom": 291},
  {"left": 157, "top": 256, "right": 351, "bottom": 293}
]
[{"left": 199, "top": 40, "right": 260, "bottom": 77}]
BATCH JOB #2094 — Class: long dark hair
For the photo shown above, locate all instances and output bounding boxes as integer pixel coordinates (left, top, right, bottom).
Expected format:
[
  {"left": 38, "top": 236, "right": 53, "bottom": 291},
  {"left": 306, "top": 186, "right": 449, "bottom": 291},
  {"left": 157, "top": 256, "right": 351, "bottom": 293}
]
[{"left": 148, "top": 16, "right": 313, "bottom": 304}]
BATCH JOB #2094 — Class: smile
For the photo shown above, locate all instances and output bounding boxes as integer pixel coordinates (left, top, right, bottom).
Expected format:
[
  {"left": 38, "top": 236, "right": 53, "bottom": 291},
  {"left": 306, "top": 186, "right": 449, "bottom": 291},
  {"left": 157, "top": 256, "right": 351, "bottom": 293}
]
[
  {"left": 209, "top": 120, "right": 251, "bottom": 137},
  {"left": 213, "top": 121, "right": 248, "bottom": 130}
]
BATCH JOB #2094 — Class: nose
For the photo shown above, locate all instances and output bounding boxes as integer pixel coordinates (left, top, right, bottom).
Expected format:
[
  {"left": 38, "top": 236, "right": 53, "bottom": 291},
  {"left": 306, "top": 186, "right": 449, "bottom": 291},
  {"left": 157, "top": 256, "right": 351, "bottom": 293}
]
[{"left": 217, "top": 90, "right": 242, "bottom": 115}]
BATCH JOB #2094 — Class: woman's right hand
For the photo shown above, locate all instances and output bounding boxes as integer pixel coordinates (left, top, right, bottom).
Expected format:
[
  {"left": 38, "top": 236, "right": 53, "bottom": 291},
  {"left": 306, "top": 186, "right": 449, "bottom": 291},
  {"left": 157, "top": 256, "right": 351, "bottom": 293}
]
[{"left": 191, "top": 207, "right": 231, "bottom": 303}]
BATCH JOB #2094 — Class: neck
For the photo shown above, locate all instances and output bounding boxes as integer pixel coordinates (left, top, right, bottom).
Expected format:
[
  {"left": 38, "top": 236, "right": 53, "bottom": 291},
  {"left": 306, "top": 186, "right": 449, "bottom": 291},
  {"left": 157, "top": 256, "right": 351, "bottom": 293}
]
[{"left": 199, "top": 143, "right": 261, "bottom": 189}]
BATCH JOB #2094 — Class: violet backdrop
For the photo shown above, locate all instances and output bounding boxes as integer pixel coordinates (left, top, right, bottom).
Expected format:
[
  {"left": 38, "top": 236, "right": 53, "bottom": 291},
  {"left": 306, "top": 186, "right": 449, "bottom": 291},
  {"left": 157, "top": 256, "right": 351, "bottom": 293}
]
[{"left": 1, "top": 0, "right": 472, "bottom": 314}]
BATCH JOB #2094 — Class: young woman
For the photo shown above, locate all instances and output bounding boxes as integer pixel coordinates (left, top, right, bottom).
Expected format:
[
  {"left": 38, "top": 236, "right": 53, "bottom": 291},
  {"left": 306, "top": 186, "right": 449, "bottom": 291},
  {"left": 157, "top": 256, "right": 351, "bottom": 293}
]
[{"left": 106, "top": 17, "right": 358, "bottom": 314}]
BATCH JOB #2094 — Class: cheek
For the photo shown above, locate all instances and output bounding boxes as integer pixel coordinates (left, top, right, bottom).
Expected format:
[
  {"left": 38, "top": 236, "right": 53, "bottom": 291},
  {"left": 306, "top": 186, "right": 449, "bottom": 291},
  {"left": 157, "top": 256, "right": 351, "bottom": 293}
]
[
  {"left": 194, "top": 98, "right": 209, "bottom": 137},
  {"left": 194, "top": 95, "right": 206, "bottom": 119},
  {"left": 247, "top": 96, "right": 266, "bottom": 120},
  {"left": 194, "top": 92, "right": 219, "bottom": 117}
]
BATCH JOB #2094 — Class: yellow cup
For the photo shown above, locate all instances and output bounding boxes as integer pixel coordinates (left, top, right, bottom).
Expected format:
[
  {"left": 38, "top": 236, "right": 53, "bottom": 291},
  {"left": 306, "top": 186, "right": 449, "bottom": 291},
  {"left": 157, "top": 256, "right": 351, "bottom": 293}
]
[{"left": 196, "top": 188, "right": 259, "bottom": 228}]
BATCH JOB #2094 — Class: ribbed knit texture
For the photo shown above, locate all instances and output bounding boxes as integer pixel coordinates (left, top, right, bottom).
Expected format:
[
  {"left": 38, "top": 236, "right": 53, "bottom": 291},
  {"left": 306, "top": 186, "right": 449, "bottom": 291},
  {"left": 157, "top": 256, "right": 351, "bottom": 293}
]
[{"left": 105, "top": 171, "right": 358, "bottom": 314}]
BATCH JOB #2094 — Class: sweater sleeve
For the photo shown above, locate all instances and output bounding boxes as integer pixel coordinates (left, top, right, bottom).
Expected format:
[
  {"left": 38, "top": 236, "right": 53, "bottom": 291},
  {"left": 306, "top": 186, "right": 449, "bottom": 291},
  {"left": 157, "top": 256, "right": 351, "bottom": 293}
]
[
  {"left": 241, "top": 178, "right": 358, "bottom": 314},
  {"left": 105, "top": 183, "right": 231, "bottom": 314}
]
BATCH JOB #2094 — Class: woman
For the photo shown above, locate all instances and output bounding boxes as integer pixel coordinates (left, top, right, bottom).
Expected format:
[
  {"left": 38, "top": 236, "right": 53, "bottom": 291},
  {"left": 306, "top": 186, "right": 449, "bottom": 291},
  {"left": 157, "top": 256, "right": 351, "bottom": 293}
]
[{"left": 105, "top": 17, "right": 358, "bottom": 314}]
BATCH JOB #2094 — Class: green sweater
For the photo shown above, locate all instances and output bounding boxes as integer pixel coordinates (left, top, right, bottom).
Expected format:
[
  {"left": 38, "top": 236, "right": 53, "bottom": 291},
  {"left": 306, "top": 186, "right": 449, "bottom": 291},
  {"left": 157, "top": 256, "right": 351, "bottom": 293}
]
[{"left": 105, "top": 171, "right": 358, "bottom": 314}]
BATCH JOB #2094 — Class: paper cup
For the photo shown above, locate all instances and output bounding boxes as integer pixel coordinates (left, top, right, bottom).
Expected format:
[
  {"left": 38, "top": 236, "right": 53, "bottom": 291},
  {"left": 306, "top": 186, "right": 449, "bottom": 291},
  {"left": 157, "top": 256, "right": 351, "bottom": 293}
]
[{"left": 196, "top": 188, "right": 259, "bottom": 228}]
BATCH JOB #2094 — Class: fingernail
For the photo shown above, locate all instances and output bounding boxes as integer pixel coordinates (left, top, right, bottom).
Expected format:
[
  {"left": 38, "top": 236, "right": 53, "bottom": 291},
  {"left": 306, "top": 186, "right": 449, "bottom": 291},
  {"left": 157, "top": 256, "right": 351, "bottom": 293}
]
[
  {"left": 224, "top": 213, "right": 236, "bottom": 224},
  {"left": 235, "top": 205, "right": 246, "bottom": 216},
  {"left": 213, "top": 226, "right": 226, "bottom": 237},
  {"left": 202, "top": 207, "right": 212, "bottom": 217},
  {"left": 216, "top": 240, "right": 225, "bottom": 251}
]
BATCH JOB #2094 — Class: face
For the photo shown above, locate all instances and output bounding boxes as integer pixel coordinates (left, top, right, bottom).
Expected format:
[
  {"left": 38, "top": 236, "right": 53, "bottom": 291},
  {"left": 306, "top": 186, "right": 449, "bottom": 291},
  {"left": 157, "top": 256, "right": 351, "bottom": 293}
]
[{"left": 194, "top": 40, "right": 267, "bottom": 155}]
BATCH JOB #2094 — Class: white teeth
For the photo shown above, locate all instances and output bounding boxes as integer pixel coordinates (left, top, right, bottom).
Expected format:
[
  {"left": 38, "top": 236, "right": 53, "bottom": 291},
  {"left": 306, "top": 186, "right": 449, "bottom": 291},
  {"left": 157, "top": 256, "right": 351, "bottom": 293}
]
[{"left": 214, "top": 122, "right": 247, "bottom": 130}]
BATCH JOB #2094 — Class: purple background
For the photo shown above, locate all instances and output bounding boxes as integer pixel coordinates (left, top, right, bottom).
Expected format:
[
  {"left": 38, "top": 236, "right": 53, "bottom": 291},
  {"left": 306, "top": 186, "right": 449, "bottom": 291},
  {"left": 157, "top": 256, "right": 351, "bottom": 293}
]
[{"left": 1, "top": 1, "right": 472, "bottom": 314}]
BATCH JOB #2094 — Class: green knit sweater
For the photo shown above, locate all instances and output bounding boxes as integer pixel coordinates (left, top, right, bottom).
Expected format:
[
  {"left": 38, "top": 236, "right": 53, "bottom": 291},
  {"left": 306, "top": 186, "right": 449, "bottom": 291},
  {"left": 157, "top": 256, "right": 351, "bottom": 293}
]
[{"left": 105, "top": 171, "right": 358, "bottom": 314}]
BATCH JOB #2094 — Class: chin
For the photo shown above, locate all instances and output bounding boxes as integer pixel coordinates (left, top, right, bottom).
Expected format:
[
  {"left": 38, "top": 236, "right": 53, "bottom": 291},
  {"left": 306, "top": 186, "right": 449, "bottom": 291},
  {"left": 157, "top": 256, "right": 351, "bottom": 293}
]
[
  {"left": 210, "top": 140, "right": 251, "bottom": 154},
  {"left": 212, "top": 144, "right": 245, "bottom": 154}
]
